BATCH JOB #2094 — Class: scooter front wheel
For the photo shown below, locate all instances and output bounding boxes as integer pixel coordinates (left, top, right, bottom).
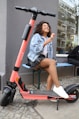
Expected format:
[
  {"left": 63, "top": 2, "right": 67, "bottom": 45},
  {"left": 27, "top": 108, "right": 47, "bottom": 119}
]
[
  {"left": 0, "top": 86, "right": 16, "bottom": 106},
  {"left": 66, "top": 89, "right": 79, "bottom": 103},
  {"left": 0, "top": 92, "right": 11, "bottom": 106}
]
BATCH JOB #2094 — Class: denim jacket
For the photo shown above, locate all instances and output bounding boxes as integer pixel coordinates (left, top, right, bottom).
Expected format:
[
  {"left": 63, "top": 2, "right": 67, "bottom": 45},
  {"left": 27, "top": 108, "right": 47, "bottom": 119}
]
[{"left": 27, "top": 33, "right": 53, "bottom": 62}]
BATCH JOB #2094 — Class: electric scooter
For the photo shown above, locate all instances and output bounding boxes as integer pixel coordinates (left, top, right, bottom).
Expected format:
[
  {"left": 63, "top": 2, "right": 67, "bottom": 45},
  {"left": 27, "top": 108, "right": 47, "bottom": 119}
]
[{"left": 0, "top": 6, "right": 79, "bottom": 110}]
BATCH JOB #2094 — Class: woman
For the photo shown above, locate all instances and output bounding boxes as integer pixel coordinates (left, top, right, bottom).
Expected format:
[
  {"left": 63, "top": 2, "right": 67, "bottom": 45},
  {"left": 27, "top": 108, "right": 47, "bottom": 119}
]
[{"left": 27, "top": 21, "right": 69, "bottom": 99}]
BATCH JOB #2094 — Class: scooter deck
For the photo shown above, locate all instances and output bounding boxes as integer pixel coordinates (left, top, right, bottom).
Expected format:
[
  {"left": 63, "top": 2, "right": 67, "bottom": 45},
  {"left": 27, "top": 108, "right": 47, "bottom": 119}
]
[
  {"left": 29, "top": 90, "right": 76, "bottom": 100},
  {"left": 30, "top": 90, "right": 61, "bottom": 98}
]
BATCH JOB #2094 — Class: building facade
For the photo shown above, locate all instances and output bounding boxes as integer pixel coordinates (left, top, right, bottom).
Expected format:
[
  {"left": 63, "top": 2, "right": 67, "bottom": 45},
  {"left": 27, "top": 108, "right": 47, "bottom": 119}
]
[{"left": 57, "top": 0, "right": 76, "bottom": 54}]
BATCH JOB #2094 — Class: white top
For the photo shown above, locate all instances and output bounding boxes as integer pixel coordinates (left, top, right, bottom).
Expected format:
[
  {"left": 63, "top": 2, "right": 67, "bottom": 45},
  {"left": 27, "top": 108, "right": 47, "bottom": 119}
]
[{"left": 42, "top": 37, "right": 48, "bottom": 56}]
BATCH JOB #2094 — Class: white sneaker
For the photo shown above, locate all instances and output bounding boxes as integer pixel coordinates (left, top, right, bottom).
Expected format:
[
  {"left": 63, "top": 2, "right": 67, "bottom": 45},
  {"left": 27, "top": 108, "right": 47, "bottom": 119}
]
[{"left": 53, "top": 85, "right": 69, "bottom": 99}]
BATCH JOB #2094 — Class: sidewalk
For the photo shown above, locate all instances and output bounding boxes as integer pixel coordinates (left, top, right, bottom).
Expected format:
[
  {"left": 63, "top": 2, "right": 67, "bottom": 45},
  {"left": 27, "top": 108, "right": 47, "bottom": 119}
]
[{"left": 0, "top": 76, "right": 79, "bottom": 119}]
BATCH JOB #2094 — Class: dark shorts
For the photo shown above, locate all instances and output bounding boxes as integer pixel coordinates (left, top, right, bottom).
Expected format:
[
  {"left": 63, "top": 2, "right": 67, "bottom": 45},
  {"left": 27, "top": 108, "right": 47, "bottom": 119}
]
[{"left": 27, "top": 54, "right": 45, "bottom": 67}]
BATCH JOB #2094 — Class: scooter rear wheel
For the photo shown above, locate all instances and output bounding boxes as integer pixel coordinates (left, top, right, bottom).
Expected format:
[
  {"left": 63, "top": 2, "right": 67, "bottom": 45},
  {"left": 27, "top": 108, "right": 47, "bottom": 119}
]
[{"left": 66, "top": 89, "right": 79, "bottom": 103}]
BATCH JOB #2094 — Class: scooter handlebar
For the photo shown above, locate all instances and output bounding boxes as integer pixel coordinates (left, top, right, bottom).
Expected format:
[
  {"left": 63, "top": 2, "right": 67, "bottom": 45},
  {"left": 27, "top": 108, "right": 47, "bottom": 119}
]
[{"left": 15, "top": 6, "right": 56, "bottom": 17}]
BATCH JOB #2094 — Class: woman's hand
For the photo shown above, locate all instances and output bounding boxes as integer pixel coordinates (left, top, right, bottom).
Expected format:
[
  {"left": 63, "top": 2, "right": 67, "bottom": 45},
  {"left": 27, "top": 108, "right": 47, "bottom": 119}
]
[
  {"left": 50, "top": 33, "right": 55, "bottom": 39},
  {"left": 43, "top": 33, "right": 55, "bottom": 46}
]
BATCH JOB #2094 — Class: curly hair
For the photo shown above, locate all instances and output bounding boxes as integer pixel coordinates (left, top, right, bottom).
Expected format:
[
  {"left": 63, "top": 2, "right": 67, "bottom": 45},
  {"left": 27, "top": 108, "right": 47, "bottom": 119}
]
[{"left": 34, "top": 21, "right": 51, "bottom": 37}]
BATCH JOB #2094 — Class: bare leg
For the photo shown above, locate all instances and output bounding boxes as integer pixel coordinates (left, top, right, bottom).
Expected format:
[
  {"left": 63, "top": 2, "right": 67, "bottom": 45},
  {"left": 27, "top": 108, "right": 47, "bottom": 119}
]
[
  {"left": 46, "top": 75, "right": 53, "bottom": 90},
  {"left": 39, "top": 58, "right": 60, "bottom": 87}
]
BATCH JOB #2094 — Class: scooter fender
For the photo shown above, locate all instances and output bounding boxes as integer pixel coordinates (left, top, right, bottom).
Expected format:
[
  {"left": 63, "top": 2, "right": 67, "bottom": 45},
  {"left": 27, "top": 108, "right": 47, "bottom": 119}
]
[
  {"left": 64, "top": 83, "right": 79, "bottom": 94},
  {"left": 3, "top": 86, "right": 12, "bottom": 95}
]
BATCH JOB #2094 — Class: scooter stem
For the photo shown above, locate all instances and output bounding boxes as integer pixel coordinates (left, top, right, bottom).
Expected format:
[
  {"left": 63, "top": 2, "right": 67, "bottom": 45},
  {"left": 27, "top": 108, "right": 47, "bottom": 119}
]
[{"left": 10, "top": 14, "right": 36, "bottom": 82}]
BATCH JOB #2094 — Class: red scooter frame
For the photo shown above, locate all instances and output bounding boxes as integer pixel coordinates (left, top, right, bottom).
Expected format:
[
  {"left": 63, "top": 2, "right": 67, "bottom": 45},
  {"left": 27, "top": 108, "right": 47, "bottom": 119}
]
[{"left": 0, "top": 6, "right": 79, "bottom": 110}]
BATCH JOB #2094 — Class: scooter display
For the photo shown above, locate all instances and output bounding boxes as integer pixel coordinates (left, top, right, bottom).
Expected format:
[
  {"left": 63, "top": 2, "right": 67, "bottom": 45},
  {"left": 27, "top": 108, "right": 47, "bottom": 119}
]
[{"left": 0, "top": 6, "right": 79, "bottom": 110}]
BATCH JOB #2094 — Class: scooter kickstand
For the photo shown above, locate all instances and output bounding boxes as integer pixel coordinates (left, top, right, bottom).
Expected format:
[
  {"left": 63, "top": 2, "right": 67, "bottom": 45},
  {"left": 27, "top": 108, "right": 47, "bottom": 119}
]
[{"left": 56, "top": 99, "right": 60, "bottom": 110}]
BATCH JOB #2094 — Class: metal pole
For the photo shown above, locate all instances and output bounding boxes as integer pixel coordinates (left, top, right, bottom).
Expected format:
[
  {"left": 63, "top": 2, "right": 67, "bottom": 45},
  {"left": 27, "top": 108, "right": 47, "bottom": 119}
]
[
  {"left": 77, "top": 3, "right": 79, "bottom": 44},
  {"left": 78, "top": 15, "right": 79, "bottom": 44}
]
